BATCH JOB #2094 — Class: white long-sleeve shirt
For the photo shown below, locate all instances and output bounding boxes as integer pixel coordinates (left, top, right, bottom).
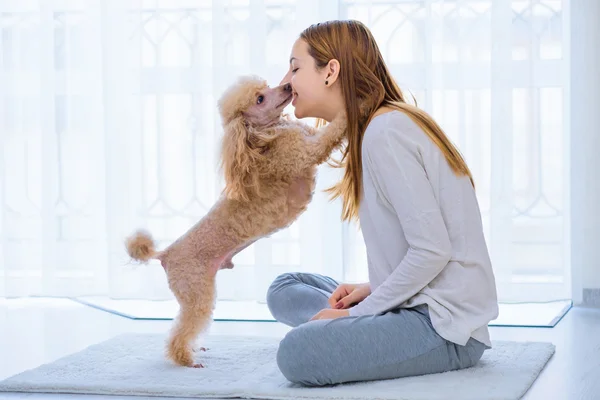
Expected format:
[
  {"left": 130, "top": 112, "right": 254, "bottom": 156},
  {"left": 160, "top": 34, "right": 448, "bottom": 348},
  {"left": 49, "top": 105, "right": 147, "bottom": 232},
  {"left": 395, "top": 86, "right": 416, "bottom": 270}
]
[{"left": 348, "top": 110, "right": 499, "bottom": 348}]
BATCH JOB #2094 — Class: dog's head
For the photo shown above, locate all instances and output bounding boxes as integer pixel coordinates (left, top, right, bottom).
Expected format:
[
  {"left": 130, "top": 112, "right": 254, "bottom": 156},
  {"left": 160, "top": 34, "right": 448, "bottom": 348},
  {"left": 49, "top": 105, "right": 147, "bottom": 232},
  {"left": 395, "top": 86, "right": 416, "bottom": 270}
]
[
  {"left": 217, "top": 75, "right": 293, "bottom": 202},
  {"left": 218, "top": 75, "right": 293, "bottom": 127}
]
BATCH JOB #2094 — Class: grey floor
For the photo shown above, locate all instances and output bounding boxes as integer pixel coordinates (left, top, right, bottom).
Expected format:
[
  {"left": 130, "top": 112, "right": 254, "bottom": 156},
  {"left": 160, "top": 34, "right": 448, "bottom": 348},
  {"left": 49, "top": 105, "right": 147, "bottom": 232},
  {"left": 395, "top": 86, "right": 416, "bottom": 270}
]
[{"left": 0, "top": 298, "right": 599, "bottom": 400}]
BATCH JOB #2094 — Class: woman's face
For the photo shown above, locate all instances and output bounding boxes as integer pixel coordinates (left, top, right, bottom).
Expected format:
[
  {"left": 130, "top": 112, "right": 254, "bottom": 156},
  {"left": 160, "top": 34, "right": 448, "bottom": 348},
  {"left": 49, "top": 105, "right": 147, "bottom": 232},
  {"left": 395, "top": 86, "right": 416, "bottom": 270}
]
[{"left": 281, "top": 39, "right": 332, "bottom": 120}]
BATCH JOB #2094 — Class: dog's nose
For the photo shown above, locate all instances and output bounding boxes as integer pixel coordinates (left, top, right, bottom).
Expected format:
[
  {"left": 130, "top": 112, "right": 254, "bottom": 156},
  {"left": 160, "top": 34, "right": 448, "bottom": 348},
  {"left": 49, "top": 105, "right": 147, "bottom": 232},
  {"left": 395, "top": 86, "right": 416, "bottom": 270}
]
[{"left": 283, "top": 83, "right": 292, "bottom": 92}]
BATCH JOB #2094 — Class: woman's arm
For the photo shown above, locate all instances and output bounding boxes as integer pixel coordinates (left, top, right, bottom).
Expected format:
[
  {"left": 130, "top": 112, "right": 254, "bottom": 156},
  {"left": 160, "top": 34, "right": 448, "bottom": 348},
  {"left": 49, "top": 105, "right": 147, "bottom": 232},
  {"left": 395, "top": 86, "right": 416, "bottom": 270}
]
[{"left": 348, "top": 116, "right": 452, "bottom": 317}]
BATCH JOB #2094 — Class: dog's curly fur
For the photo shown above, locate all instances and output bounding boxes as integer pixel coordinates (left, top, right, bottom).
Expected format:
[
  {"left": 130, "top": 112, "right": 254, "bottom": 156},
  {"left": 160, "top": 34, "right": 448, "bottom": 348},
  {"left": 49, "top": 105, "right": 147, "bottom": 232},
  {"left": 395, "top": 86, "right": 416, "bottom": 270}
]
[{"left": 125, "top": 75, "right": 346, "bottom": 368}]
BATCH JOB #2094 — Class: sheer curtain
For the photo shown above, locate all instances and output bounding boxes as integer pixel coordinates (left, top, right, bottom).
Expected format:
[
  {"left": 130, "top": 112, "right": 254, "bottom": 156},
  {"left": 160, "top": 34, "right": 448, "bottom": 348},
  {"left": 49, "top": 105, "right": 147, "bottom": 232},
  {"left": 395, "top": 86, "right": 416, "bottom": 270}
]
[{"left": 0, "top": 0, "right": 570, "bottom": 304}]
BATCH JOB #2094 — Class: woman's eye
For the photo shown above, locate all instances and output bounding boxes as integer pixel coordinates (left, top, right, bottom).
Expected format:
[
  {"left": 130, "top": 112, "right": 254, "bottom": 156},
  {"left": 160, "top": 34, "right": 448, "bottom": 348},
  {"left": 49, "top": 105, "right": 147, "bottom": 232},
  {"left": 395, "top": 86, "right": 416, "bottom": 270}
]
[
  {"left": 292, "top": 68, "right": 299, "bottom": 73},
  {"left": 257, "top": 95, "right": 264, "bottom": 104}
]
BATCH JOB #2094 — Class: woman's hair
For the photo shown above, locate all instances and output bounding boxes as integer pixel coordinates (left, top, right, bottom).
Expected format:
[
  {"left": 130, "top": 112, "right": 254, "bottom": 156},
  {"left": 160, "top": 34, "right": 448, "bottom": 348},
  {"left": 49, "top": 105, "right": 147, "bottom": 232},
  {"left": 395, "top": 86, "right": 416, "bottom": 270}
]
[{"left": 299, "top": 19, "right": 474, "bottom": 222}]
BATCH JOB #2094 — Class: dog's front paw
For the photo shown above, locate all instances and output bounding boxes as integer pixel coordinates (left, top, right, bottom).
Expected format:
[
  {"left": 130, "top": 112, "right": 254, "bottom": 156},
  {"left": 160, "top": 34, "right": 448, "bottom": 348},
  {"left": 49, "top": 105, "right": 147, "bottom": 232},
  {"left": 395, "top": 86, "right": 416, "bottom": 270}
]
[{"left": 193, "top": 346, "right": 209, "bottom": 352}]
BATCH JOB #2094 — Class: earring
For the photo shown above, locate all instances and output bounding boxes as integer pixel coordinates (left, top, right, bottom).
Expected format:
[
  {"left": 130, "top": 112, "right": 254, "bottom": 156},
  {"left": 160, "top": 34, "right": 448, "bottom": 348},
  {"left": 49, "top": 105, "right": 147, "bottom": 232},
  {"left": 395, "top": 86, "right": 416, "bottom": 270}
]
[{"left": 325, "top": 80, "right": 329, "bottom": 85}]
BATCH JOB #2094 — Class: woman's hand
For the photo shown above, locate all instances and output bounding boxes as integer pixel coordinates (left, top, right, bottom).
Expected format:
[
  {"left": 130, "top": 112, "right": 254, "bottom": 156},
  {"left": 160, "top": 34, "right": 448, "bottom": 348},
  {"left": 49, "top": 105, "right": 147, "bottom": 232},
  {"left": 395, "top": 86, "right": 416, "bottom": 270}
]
[
  {"left": 310, "top": 308, "right": 349, "bottom": 321},
  {"left": 328, "top": 282, "right": 371, "bottom": 309}
]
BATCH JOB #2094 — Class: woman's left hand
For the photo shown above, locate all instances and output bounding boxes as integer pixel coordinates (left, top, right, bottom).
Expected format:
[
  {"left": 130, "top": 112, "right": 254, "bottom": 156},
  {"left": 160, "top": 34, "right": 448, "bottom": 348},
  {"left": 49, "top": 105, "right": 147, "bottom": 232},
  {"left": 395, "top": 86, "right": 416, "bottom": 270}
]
[{"left": 310, "top": 308, "right": 350, "bottom": 321}]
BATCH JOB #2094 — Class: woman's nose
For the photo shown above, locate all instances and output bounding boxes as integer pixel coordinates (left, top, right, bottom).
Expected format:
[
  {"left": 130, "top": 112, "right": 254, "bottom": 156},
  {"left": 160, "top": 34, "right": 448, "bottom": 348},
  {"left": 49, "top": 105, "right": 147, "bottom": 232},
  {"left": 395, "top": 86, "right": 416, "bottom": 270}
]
[{"left": 279, "top": 69, "right": 292, "bottom": 86}]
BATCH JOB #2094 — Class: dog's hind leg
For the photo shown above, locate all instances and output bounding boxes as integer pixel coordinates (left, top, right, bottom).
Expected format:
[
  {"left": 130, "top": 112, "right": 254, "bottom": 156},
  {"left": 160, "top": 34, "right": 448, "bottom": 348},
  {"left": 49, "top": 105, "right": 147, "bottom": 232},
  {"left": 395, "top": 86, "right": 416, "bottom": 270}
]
[
  {"left": 166, "top": 275, "right": 216, "bottom": 368},
  {"left": 166, "top": 301, "right": 214, "bottom": 367}
]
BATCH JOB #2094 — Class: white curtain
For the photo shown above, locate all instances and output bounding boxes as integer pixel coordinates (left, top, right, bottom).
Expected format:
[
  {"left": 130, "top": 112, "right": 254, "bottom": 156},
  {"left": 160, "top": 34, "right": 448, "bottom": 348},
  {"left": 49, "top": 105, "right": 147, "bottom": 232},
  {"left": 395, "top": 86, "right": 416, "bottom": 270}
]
[{"left": 0, "top": 0, "right": 570, "bottom": 303}]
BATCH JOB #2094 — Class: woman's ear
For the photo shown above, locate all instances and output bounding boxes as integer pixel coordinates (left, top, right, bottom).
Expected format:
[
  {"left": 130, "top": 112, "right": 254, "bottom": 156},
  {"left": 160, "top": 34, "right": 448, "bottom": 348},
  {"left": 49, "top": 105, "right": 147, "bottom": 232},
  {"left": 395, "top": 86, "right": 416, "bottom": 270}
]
[
  {"left": 219, "top": 117, "right": 261, "bottom": 202},
  {"left": 324, "top": 59, "right": 340, "bottom": 86}
]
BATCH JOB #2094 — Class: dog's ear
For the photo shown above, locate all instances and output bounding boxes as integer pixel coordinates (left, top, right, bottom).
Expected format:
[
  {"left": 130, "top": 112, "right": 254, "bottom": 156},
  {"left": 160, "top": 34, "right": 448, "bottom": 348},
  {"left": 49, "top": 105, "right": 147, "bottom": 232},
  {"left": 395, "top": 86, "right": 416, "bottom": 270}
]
[{"left": 219, "top": 116, "right": 262, "bottom": 202}]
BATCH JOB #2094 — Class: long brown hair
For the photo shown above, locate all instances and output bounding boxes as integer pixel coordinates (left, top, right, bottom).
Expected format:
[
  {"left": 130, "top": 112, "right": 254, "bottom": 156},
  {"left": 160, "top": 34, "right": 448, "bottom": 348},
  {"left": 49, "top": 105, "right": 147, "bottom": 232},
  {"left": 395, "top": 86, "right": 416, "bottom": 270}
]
[{"left": 300, "top": 20, "right": 474, "bottom": 222}]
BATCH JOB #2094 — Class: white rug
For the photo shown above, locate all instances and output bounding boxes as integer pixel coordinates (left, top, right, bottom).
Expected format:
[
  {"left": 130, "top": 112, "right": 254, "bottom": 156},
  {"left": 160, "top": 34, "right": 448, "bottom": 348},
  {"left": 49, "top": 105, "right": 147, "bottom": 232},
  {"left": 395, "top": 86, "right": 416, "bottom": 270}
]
[{"left": 0, "top": 333, "right": 555, "bottom": 400}]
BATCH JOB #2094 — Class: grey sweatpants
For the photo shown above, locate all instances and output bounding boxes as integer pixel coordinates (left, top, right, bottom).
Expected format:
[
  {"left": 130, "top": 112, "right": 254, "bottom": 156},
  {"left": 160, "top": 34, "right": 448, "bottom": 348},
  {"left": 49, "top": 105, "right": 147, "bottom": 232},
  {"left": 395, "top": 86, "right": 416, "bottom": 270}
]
[{"left": 266, "top": 272, "right": 487, "bottom": 386}]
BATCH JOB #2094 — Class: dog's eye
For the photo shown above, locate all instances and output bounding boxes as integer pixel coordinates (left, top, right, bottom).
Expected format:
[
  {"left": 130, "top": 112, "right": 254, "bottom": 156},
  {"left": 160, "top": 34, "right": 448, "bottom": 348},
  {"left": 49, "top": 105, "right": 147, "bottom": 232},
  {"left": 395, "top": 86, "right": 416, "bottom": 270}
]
[{"left": 257, "top": 95, "right": 264, "bottom": 104}]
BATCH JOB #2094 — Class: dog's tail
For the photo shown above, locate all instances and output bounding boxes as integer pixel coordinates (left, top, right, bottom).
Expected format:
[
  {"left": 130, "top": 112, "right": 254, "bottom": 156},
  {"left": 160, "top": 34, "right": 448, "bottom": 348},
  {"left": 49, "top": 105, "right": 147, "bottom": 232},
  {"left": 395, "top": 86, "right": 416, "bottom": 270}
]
[{"left": 125, "top": 229, "right": 160, "bottom": 263}]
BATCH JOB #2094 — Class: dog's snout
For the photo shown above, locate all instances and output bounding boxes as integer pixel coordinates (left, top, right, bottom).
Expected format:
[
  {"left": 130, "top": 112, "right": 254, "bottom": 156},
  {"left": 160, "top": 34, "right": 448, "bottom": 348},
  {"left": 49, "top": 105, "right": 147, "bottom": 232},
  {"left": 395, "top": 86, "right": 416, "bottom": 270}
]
[{"left": 283, "top": 83, "right": 292, "bottom": 93}]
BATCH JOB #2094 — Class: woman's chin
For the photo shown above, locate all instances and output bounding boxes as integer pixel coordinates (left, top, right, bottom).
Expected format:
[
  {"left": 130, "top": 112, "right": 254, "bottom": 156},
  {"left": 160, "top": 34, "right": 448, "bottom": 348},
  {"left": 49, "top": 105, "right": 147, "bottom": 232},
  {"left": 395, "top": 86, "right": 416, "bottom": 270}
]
[
  {"left": 293, "top": 107, "right": 305, "bottom": 119},
  {"left": 293, "top": 104, "right": 320, "bottom": 120}
]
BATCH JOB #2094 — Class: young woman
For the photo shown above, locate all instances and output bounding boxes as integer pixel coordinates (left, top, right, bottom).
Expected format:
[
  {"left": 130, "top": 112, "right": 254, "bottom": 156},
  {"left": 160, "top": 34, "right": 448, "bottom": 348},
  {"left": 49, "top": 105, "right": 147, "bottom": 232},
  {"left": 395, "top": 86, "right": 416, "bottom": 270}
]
[{"left": 266, "top": 20, "right": 499, "bottom": 386}]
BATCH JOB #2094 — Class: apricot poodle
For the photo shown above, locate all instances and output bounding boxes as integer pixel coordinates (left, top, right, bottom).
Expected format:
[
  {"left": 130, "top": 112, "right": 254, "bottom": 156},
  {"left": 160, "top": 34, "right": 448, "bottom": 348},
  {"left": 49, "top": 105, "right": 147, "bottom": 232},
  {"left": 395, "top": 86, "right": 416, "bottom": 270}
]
[{"left": 125, "top": 75, "right": 347, "bottom": 368}]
